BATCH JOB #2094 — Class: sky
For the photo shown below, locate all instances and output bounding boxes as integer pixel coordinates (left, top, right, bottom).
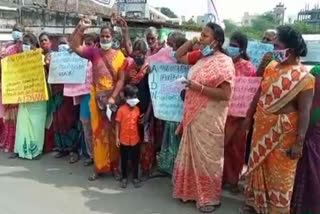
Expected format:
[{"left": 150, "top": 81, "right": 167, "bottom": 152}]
[{"left": 148, "top": 0, "right": 320, "bottom": 22}]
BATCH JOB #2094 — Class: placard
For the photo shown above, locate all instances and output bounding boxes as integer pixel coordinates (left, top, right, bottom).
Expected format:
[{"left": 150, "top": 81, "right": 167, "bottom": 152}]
[
  {"left": 149, "top": 63, "right": 190, "bottom": 122},
  {"left": 1, "top": 49, "right": 48, "bottom": 104},
  {"left": 228, "top": 76, "right": 262, "bottom": 117},
  {"left": 247, "top": 41, "right": 274, "bottom": 67},
  {"left": 48, "top": 52, "right": 88, "bottom": 84}
]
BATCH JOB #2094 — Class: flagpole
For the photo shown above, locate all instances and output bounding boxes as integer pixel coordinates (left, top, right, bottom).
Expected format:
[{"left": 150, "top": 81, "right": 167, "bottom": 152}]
[{"left": 63, "top": 0, "right": 69, "bottom": 35}]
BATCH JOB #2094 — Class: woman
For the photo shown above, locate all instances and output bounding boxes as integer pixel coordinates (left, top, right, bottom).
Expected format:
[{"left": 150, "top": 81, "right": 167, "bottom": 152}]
[
  {"left": 242, "top": 26, "right": 314, "bottom": 214},
  {"left": 70, "top": 19, "right": 125, "bottom": 181},
  {"left": 291, "top": 65, "right": 320, "bottom": 214},
  {"left": 39, "top": 32, "right": 55, "bottom": 153},
  {"left": 174, "top": 23, "right": 235, "bottom": 213},
  {"left": 14, "top": 33, "right": 47, "bottom": 159},
  {"left": 1, "top": 24, "right": 24, "bottom": 156},
  {"left": 223, "top": 32, "right": 256, "bottom": 193}
]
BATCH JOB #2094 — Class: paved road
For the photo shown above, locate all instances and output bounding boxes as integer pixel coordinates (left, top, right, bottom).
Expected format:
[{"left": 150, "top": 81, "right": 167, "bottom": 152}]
[{"left": 0, "top": 152, "right": 244, "bottom": 214}]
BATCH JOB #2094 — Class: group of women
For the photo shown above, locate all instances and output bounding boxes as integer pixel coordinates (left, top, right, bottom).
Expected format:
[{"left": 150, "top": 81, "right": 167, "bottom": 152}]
[{"left": 0, "top": 17, "right": 319, "bottom": 214}]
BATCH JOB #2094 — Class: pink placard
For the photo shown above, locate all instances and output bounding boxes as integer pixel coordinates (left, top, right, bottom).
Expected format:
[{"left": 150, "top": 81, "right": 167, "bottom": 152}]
[{"left": 228, "top": 77, "right": 262, "bottom": 117}]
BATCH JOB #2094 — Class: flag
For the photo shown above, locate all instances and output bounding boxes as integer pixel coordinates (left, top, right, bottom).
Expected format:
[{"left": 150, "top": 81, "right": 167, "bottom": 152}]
[
  {"left": 207, "top": 0, "right": 225, "bottom": 29},
  {"left": 90, "top": 0, "right": 115, "bottom": 8}
]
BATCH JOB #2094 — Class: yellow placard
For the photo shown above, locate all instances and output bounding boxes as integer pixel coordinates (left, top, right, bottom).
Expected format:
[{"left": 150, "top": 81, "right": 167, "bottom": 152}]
[{"left": 1, "top": 49, "right": 48, "bottom": 104}]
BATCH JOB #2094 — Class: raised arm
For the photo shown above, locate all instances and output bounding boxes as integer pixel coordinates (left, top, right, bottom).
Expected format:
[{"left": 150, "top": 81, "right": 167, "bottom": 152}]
[
  {"left": 118, "top": 17, "right": 133, "bottom": 56},
  {"left": 176, "top": 40, "right": 194, "bottom": 65},
  {"left": 70, "top": 19, "right": 91, "bottom": 57}
]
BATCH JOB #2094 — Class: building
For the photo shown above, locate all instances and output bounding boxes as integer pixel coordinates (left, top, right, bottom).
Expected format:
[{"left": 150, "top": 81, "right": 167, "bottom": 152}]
[
  {"left": 297, "top": 4, "right": 320, "bottom": 24},
  {"left": 241, "top": 12, "right": 258, "bottom": 26},
  {"left": 273, "top": 2, "right": 286, "bottom": 25}
]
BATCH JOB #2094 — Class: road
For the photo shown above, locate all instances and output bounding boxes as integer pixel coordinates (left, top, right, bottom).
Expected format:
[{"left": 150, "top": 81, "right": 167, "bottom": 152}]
[{"left": 0, "top": 152, "right": 244, "bottom": 214}]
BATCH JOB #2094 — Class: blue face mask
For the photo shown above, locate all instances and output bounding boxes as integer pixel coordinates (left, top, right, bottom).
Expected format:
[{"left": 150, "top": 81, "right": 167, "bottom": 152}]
[
  {"left": 112, "top": 40, "right": 120, "bottom": 49},
  {"left": 58, "top": 44, "right": 69, "bottom": 52},
  {"left": 227, "top": 46, "right": 240, "bottom": 57},
  {"left": 201, "top": 45, "right": 214, "bottom": 56},
  {"left": 12, "top": 31, "right": 23, "bottom": 41},
  {"left": 22, "top": 44, "right": 31, "bottom": 52}
]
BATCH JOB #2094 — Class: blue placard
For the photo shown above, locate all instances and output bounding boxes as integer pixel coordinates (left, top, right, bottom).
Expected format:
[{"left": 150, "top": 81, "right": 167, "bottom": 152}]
[
  {"left": 149, "top": 63, "right": 190, "bottom": 122},
  {"left": 247, "top": 41, "right": 274, "bottom": 67},
  {"left": 48, "top": 52, "right": 88, "bottom": 84}
]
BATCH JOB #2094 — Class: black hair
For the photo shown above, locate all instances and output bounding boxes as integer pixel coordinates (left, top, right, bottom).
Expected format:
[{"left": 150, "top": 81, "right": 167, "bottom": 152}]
[
  {"left": 23, "top": 33, "right": 39, "bottom": 48},
  {"left": 13, "top": 24, "right": 24, "bottom": 32},
  {"left": 176, "top": 37, "right": 188, "bottom": 49},
  {"left": 39, "top": 32, "right": 50, "bottom": 41},
  {"left": 123, "top": 84, "right": 139, "bottom": 98},
  {"left": 100, "top": 26, "right": 113, "bottom": 36},
  {"left": 84, "top": 33, "right": 99, "bottom": 44},
  {"left": 276, "top": 25, "right": 307, "bottom": 57},
  {"left": 206, "top": 22, "right": 226, "bottom": 54},
  {"left": 230, "top": 31, "right": 250, "bottom": 60},
  {"left": 168, "top": 31, "right": 187, "bottom": 49},
  {"left": 133, "top": 39, "right": 148, "bottom": 55}
]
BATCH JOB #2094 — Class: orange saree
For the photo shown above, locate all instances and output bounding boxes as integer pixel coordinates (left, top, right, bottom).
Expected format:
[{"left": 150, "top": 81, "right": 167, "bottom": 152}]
[{"left": 244, "top": 61, "right": 315, "bottom": 214}]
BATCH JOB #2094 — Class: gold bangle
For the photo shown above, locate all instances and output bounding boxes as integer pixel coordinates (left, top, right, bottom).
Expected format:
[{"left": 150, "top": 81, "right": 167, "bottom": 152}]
[{"left": 200, "top": 85, "right": 204, "bottom": 94}]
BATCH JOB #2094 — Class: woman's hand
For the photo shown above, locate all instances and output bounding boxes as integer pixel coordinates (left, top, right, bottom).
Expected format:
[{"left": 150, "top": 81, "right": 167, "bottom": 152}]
[
  {"left": 182, "top": 80, "right": 202, "bottom": 91},
  {"left": 287, "top": 135, "right": 304, "bottom": 159},
  {"left": 116, "top": 138, "right": 121, "bottom": 148},
  {"left": 45, "top": 53, "right": 51, "bottom": 65},
  {"left": 78, "top": 18, "right": 91, "bottom": 31},
  {"left": 107, "top": 97, "right": 116, "bottom": 105}
]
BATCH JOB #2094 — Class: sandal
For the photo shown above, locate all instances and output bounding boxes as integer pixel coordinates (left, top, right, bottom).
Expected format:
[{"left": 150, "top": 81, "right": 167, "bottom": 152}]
[
  {"left": 54, "top": 151, "right": 69, "bottom": 159},
  {"left": 230, "top": 184, "right": 242, "bottom": 195},
  {"left": 88, "top": 173, "right": 100, "bottom": 181},
  {"left": 239, "top": 205, "right": 256, "bottom": 214},
  {"left": 113, "top": 170, "right": 121, "bottom": 181},
  {"left": 133, "top": 179, "right": 142, "bottom": 188},
  {"left": 199, "top": 205, "right": 216, "bottom": 213},
  {"left": 120, "top": 179, "right": 128, "bottom": 189},
  {"left": 69, "top": 152, "right": 80, "bottom": 164},
  {"left": 8, "top": 153, "right": 18, "bottom": 159},
  {"left": 83, "top": 158, "right": 93, "bottom": 167}
]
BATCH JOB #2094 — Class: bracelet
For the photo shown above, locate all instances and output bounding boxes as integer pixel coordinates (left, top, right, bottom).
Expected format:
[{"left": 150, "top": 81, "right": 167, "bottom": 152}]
[{"left": 200, "top": 85, "right": 204, "bottom": 94}]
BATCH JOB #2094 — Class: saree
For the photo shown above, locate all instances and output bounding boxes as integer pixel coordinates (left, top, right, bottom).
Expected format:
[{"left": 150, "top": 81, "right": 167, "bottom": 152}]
[
  {"left": 223, "top": 59, "right": 256, "bottom": 186},
  {"left": 0, "top": 44, "right": 20, "bottom": 152},
  {"left": 173, "top": 52, "right": 235, "bottom": 207},
  {"left": 14, "top": 101, "right": 47, "bottom": 159},
  {"left": 82, "top": 47, "right": 125, "bottom": 173},
  {"left": 291, "top": 67, "right": 320, "bottom": 214},
  {"left": 244, "top": 61, "right": 315, "bottom": 214}
]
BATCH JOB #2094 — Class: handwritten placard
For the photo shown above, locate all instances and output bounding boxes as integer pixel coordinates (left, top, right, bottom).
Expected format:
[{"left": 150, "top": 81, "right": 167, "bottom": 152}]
[
  {"left": 48, "top": 52, "right": 88, "bottom": 84},
  {"left": 229, "top": 76, "right": 262, "bottom": 117},
  {"left": 1, "top": 49, "right": 48, "bottom": 104},
  {"left": 149, "top": 63, "right": 190, "bottom": 122},
  {"left": 247, "top": 41, "right": 274, "bottom": 67}
]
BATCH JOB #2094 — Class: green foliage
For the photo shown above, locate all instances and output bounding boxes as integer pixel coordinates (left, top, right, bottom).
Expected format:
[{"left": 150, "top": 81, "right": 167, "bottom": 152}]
[
  {"left": 160, "top": 7, "right": 178, "bottom": 18},
  {"left": 251, "top": 12, "right": 276, "bottom": 32},
  {"left": 292, "top": 22, "right": 320, "bottom": 34}
]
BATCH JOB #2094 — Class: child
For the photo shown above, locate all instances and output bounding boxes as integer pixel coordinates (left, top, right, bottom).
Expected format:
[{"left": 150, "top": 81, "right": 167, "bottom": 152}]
[{"left": 116, "top": 84, "right": 141, "bottom": 188}]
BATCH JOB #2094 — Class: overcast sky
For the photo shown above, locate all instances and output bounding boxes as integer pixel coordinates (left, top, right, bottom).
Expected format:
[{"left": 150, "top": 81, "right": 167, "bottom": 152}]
[{"left": 148, "top": 0, "right": 320, "bottom": 22}]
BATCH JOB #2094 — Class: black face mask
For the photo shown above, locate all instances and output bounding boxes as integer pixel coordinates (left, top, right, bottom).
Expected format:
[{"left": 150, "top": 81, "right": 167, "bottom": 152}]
[{"left": 133, "top": 56, "right": 145, "bottom": 66}]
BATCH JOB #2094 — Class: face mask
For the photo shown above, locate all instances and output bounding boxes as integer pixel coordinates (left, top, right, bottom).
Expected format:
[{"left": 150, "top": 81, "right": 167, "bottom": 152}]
[
  {"left": 58, "top": 44, "right": 69, "bottom": 52},
  {"left": 100, "top": 40, "right": 112, "bottom": 50},
  {"left": 112, "top": 40, "right": 120, "bottom": 49},
  {"left": 273, "top": 49, "right": 289, "bottom": 63},
  {"left": 12, "top": 31, "right": 23, "bottom": 41},
  {"left": 133, "top": 56, "right": 145, "bottom": 66},
  {"left": 227, "top": 46, "right": 240, "bottom": 57},
  {"left": 171, "top": 51, "right": 177, "bottom": 61},
  {"left": 126, "top": 98, "right": 140, "bottom": 107},
  {"left": 22, "top": 44, "right": 31, "bottom": 52},
  {"left": 201, "top": 44, "right": 214, "bottom": 56}
]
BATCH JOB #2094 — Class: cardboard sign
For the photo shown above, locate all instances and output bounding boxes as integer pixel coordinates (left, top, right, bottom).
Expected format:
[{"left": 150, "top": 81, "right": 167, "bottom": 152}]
[
  {"left": 1, "top": 49, "right": 48, "bottom": 104},
  {"left": 149, "top": 63, "right": 190, "bottom": 122},
  {"left": 247, "top": 41, "right": 274, "bottom": 67},
  {"left": 48, "top": 52, "right": 88, "bottom": 84},
  {"left": 229, "top": 76, "right": 262, "bottom": 117}
]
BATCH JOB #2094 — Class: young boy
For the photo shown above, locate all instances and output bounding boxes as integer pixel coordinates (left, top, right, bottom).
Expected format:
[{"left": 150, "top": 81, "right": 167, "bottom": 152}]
[{"left": 116, "top": 84, "right": 141, "bottom": 188}]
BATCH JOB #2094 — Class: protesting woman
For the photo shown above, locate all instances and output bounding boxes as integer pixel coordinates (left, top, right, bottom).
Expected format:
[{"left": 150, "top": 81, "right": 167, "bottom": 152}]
[
  {"left": 70, "top": 19, "right": 125, "bottom": 181},
  {"left": 223, "top": 31, "right": 256, "bottom": 193},
  {"left": 174, "top": 23, "right": 235, "bottom": 213},
  {"left": 14, "top": 33, "right": 47, "bottom": 159},
  {"left": 242, "top": 25, "right": 314, "bottom": 214}
]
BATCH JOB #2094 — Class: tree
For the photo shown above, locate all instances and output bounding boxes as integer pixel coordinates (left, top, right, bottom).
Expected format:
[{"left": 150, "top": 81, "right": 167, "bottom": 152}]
[
  {"left": 186, "top": 17, "right": 196, "bottom": 25},
  {"left": 160, "top": 7, "right": 178, "bottom": 18},
  {"left": 224, "top": 19, "right": 238, "bottom": 36},
  {"left": 251, "top": 12, "right": 276, "bottom": 32}
]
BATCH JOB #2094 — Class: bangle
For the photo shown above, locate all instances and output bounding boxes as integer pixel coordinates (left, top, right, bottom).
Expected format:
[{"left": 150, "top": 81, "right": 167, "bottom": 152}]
[{"left": 200, "top": 85, "right": 204, "bottom": 94}]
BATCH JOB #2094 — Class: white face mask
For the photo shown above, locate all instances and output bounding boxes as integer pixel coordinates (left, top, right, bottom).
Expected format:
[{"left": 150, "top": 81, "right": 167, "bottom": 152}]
[
  {"left": 100, "top": 40, "right": 112, "bottom": 50},
  {"left": 22, "top": 44, "right": 31, "bottom": 52},
  {"left": 273, "top": 49, "right": 289, "bottom": 63},
  {"left": 126, "top": 98, "right": 140, "bottom": 107}
]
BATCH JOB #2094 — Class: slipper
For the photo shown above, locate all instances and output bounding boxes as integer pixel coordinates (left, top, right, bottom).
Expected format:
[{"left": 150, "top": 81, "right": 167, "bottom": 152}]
[
  {"left": 88, "top": 173, "right": 100, "bottom": 181},
  {"left": 54, "top": 151, "right": 69, "bottom": 159},
  {"left": 199, "top": 205, "right": 216, "bottom": 213},
  {"left": 69, "top": 152, "right": 80, "bottom": 164},
  {"left": 83, "top": 159, "right": 94, "bottom": 167},
  {"left": 239, "top": 205, "right": 256, "bottom": 213}
]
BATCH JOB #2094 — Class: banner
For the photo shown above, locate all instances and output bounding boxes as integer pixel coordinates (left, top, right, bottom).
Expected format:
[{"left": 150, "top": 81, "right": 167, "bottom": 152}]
[
  {"left": 48, "top": 52, "right": 88, "bottom": 84},
  {"left": 247, "top": 41, "right": 274, "bottom": 67},
  {"left": 1, "top": 49, "right": 48, "bottom": 104},
  {"left": 149, "top": 63, "right": 190, "bottom": 122},
  {"left": 228, "top": 77, "right": 262, "bottom": 117},
  {"left": 90, "top": 0, "right": 115, "bottom": 8}
]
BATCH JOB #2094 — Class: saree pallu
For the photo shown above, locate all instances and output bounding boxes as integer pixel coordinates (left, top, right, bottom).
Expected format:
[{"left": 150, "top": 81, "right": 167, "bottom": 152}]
[
  {"left": 223, "top": 116, "right": 247, "bottom": 185},
  {"left": 159, "top": 121, "right": 181, "bottom": 175},
  {"left": 173, "top": 101, "right": 227, "bottom": 207},
  {"left": 14, "top": 101, "right": 47, "bottom": 159},
  {"left": 245, "top": 61, "right": 315, "bottom": 214},
  {"left": 1, "top": 105, "right": 18, "bottom": 152}
]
